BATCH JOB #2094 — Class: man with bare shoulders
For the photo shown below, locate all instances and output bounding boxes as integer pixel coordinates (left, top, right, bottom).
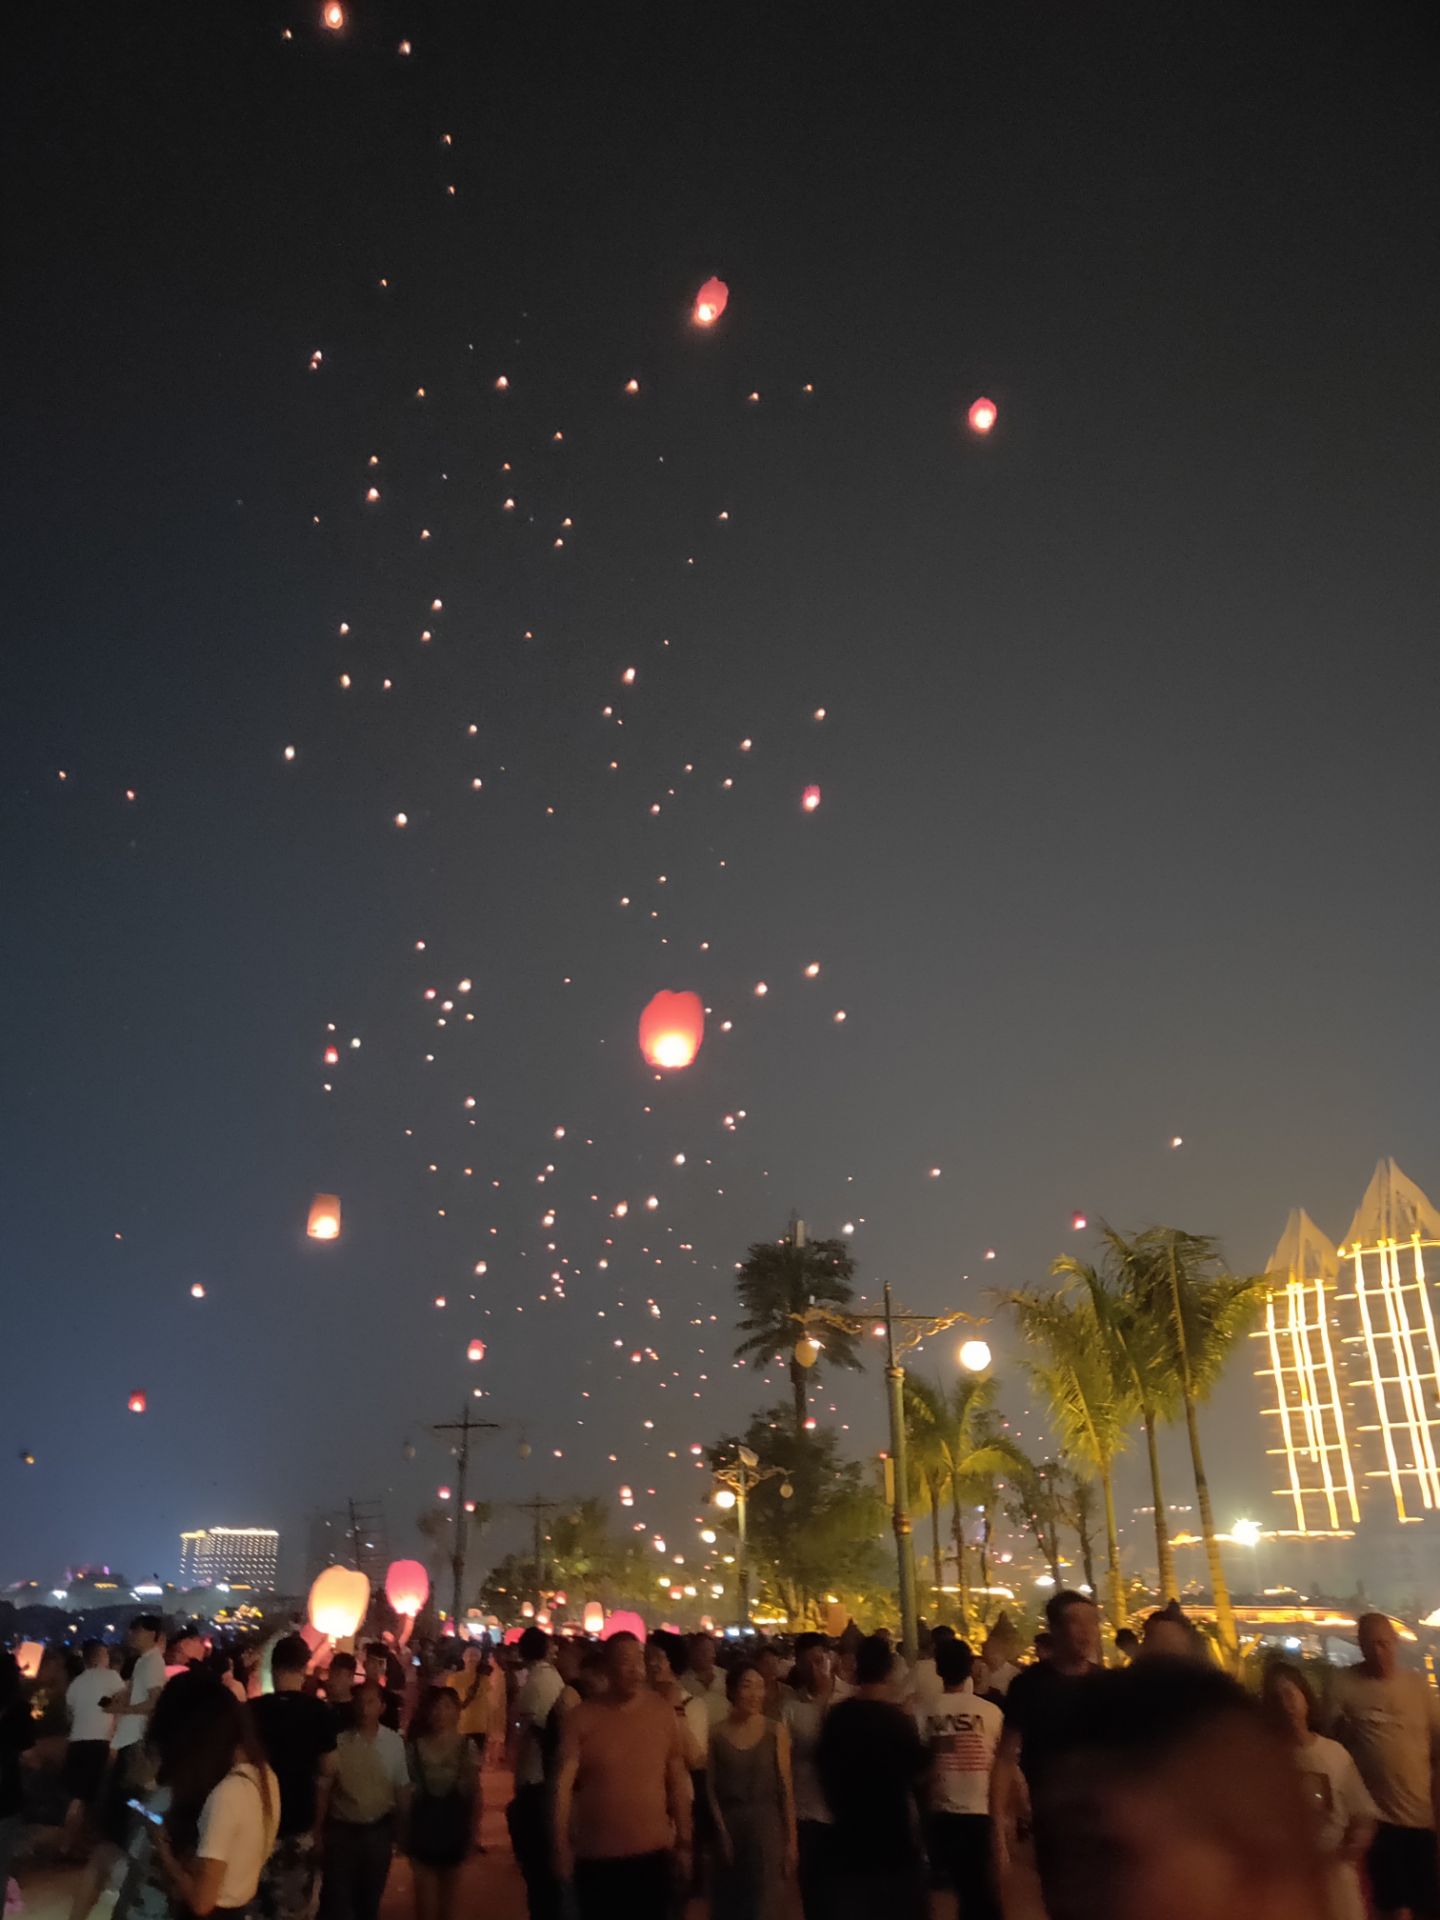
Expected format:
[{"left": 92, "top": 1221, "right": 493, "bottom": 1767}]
[{"left": 552, "top": 1631, "right": 693, "bottom": 1920}]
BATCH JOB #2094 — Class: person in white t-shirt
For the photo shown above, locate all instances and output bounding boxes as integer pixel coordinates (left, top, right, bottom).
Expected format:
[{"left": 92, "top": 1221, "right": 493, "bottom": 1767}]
[
  {"left": 150, "top": 1672, "right": 280, "bottom": 1917},
  {"left": 1264, "top": 1663, "right": 1377, "bottom": 1920},
  {"left": 63, "top": 1641, "right": 120, "bottom": 1840},
  {"left": 69, "top": 1613, "right": 171, "bottom": 1920},
  {"left": 916, "top": 1638, "right": 1003, "bottom": 1920}
]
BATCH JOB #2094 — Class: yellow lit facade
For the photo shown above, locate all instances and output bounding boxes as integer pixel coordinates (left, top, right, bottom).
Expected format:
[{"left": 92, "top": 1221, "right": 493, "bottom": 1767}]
[
  {"left": 1256, "top": 1161, "right": 1440, "bottom": 1534},
  {"left": 180, "top": 1526, "right": 279, "bottom": 1590}
]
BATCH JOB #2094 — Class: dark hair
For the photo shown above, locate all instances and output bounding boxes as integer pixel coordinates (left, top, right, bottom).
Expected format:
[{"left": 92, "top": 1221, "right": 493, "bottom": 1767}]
[
  {"left": 855, "top": 1633, "right": 895, "bottom": 1687},
  {"left": 793, "top": 1632, "right": 828, "bottom": 1660},
  {"left": 0, "top": 1652, "right": 20, "bottom": 1712},
  {"left": 1114, "top": 1627, "right": 1140, "bottom": 1655},
  {"left": 646, "top": 1630, "right": 684, "bottom": 1677},
  {"left": 131, "top": 1613, "right": 164, "bottom": 1637},
  {"left": 81, "top": 1639, "right": 106, "bottom": 1665},
  {"left": 931, "top": 1623, "right": 956, "bottom": 1646},
  {"left": 1034, "top": 1630, "right": 1054, "bottom": 1655},
  {"left": 936, "top": 1638, "right": 975, "bottom": 1688},
  {"left": 271, "top": 1634, "right": 311, "bottom": 1677},
  {"left": 518, "top": 1627, "right": 550, "bottom": 1664},
  {"left": 149, "top": 1673, "right": 273, "bottom": 1849},
  {"left": 605, "top": 1630, "right": 640, "bottom": 1655},
  {"left": 687, "top": 1631, "right": 715, "bottom": 1655},
  {"left": 328, "top": 1651, "right": 357, "bottom": 1677},
  {"left": 725, "top": 1660, "right": 762, "bottom": 1702},
  {"left": 408, "top": 1684, "right": 460, "bottom": 1740},
  {"left": 1260, "top": 1661, "right": 1316, "bottom": 1732},
  {"left": 1044, "top": 1589, "right": 1096, "bottom": 1634}
]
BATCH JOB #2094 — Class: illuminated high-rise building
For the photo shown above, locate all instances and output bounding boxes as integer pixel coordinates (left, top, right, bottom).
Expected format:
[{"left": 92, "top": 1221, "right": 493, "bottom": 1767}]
[
  {"left": 1256, "top": 1160, "right": 1440, "bottom": 1535},
  {"left": 179, "top": 1527, "right": 279, "bottom": 1590}
]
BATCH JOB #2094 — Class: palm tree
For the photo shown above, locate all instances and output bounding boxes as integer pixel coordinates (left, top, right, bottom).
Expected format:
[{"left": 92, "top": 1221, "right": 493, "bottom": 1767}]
[
  {"left": 904, "top": 1373, "right": 1027, "bottom": 1634},
  {"left": 1127, "top": 1227, "right": 1274, "bottom": 1667},
  {"left": 1054, "top": 1232, "right": 1181, "bottom": 1601},
  {"left": 903, "top": 1377, "right": 953, "bottom": 1612},
  {"left": 734, "top": 1230, "right": 864, "bottom": 1434},
  {"left": 1001, "top": 1287, "right": 1135, "bottom": 1629}
]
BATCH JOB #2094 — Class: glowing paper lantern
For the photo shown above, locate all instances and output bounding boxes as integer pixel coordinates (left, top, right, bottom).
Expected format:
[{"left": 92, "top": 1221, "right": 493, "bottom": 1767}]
[
  {"left": 467, "top": 1339, "right": 486, "bottom": 1363},
  {"left": 15, "top": 1642, "right": 44, "bottom": 1681},
  {"left": 801, "top": 785, "right": 821, "bottom": 813},
  {"left": 967, "top": 396, "right": 997, "bottom": 435},
  {"left": 638, "top": 990, "right": 705, "bottom": 1071},
  {"left": 384, "top": 1559, "right": 430, "bottom": 1618},
  {"left": 127, "top": 1391, "right": 147, "bottom": 1414},
  {"left": 691, "top": 277, "right": 729, "bottom": 327},
  {"left": 1071, "top": 1212, "right": 1088, "bottom": 1231},
  {"left": 307, "top": 1194, "right": 342, "bottom": 1241},
  {"left": 582, "top": 1601, "right": 605, "bottom": 1635},
  {"left": 321, "top": 2, "right": 345, "bottom": 28},
  {"left": 602, "top": 1608, "right": 646, "bottom": 1641},
  {"left": 307, "top": 1565, "right": 370, "bottom": 1640}
]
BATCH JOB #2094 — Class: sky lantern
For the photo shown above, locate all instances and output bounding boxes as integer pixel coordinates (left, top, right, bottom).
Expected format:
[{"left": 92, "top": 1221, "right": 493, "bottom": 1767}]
[
  {"left": 691, "top": 277, "right": 729, "bottom": 327},
  {"left": 638, "top": 989, "right": 705, "bottom": 1070},
  {"left": 602, "top": 1608, "right": 647, "bottom": 1641},
  {"left": 801, "top": 785, "right": 821, "bottom": 812},
  {"left": 308, "top": 1565, "right": 370, "bottom": 1641},
  {"left": 1071, "top": 1211, "right": 1088, "bottom": 1231},
  {"left": 967, "top": 395, "right": 998, "bottom": 435},
  {"left": 127, "top": 1391, "right": 147, "bottom": 1414},
  {"left": 15, "top": 1643, "right": 44, "bottom": 1681},
  {"left": 321, "top": 2, "right": 345, "bottom": 28},
  {"left": 467, "top": 1339, "right": 486, "bottom": 1362},
  {"left": 582, "top": 1601, "right": 605, "bottom": 1635},
  {"left": 384, "top": 1559, "right": 429, "bottom": 1619},
  {"left": 307, "top": 1193, "right": 342, "bottom": 1241}
]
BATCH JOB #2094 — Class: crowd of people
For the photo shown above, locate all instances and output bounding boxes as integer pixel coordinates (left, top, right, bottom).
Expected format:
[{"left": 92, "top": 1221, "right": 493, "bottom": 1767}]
[{"left": 4, "top": 1594, "right": 1440, "bottom": 1920}]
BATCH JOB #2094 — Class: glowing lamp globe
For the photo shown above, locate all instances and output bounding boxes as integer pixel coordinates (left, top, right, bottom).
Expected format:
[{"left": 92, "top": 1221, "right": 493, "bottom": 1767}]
[
  {"left": 1231, "top": 1518, "right": 1262, "bottom": 1548},
  {"left": 958, "top": 1339, "right": 992, "bottom": 1372},
  {"left": 127, "top": 1391, "right": 147, "bottom": 1414},
  {"left": 638, "top": 990, "right": 705, "bottom": 1071},
  {"left": 691, "top": 277, "right": 729, "bottom": 327},
  {"left": 712, "top": 1487, "right": 737, "bottom": 1510},
  {"left": 384, "top": 1559, "right": 429, "bottom": 1618},
  {"left": 582, "top": 1601, "right": 605, "bottom": 1635},
  {"left": 795, "top": 1335, "right": 822, "bottom": 1369},
  {"left": 967, "top": 396, "right": 997, "bottom": 435},
  {"left": 307, "top": 1194, "right": 342, "bottom": 1241},
  {"left": 308, "top": 1565, "right": 370, "bottom": 1640},
  {"left": 602, "top": 1608, "right": 646, "bottom": 1641}
]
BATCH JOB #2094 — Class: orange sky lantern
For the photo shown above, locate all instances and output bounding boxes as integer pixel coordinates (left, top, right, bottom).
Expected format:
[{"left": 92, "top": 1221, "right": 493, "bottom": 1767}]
[
  {"left": 802, "top": 784, "right": 821, "bottom": 812},
  {"left": 691, "top": 277, "right": 729, "bottom": 327},
  {"left": 127, "top": 1391, "right": 147, "bottom": 1414},
  {"left": 967, "top": 395, "right": 998, "bottom": 435},
  {"left": 583, "top": 1601, "right": 605, "bottom": 1635},
  {"left": 321, "top": 3, "right": 345, "bottom": 29},
  {"left": 467, "top": 1339, "right": 486, "bottom": 1362},
  {"left": 308, "top": 1565, "right": 370, "bottom": 1640},
  {"left": 307, "top": 1193, "right": 342, "bottom": 1240},
  {"left": 384, "top": 1559, "right": 429, "bottom": 1618},
  {"left": 638, "top": 989, "right": 704, "bottom": 1070}
]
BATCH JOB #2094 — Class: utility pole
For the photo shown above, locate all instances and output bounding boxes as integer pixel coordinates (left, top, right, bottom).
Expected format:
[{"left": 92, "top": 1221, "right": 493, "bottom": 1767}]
[
  {"left": 512, "top": 1496, "right": 563, "bottom": 1612},
  {"left": 883, "top": 1283, "right": 919, "bottom": 1667},
  {"left": 432, "top": 1409, "right": 500, "bottom": 1628}
]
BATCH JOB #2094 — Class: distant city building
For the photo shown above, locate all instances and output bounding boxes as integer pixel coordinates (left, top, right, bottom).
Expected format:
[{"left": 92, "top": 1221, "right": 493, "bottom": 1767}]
[
  {"left": 1256, "top": 1159, "right": 1440, "bottom": 1537},
  {"left": 179, "top": 1527, "right": 279, "bottom": 1591}
]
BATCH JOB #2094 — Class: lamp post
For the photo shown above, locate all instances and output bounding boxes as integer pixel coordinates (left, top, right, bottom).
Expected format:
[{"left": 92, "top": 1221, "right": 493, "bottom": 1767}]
[
  {"left": 712, "top": 1445, "right": 787, "bottom": 1629},
  {"left": 792, "top": 1288, "right": 982, "bottom": 1663}
]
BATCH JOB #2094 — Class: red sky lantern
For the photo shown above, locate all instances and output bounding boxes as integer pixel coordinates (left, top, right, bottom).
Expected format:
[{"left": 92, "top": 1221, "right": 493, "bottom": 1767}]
[
  {"left": 967, "top": 395, "right": 998, "bottom": 435},
  {"left": 1072, "top": 1211, "right": 1088, "bottom": 1231},
  {"left": 692, "top": 277, "right": 729, "bottom": 327},
  {"left": 602, "top": 1608, "right": 647, "bottom": 1641},
  {"left": 802, "top": 785, "right": 821, "bottom": 812},
  {"left": 384, "top": 1559, "right": 429, "bottom": 1618},
  {"left": 467, "top": 1339, "right": 486, "bottom": 1363},
  {"left": 321, "top": 2, "right": 345, "bottom": 29},
  {"left": 638, "top": 989, "right": 705, "bottom": 1071},
  {"left": 307, "top": 1193, "right": 342, "bottom": 1240},
  {"left": 127, "top": 1391, "right": 147, "bottom": 1415},
  {"left": 324, "top": 1046, "right": 339, "bottom": 1065}
]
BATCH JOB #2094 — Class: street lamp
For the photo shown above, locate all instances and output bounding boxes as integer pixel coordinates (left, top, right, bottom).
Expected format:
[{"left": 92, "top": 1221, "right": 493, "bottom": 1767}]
[
  {"left": 958, "top": 1338, "right": 992, "bottom": 1373},
  {"left": 792, "top": 1283, "right": 982, "bottom": 1663},
  {"left": 711, "top": 1445, "right": 785, "bottom": 1629}
]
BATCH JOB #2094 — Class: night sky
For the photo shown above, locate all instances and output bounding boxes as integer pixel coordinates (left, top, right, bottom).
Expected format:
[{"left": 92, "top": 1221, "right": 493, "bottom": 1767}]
[{"left": 5, "top": 1, "right": 1438, "bottom": 1592}]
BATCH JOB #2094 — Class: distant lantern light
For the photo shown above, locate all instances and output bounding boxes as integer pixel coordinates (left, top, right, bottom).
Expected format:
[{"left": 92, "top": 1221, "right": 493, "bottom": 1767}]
[
  {"left": 967, "top": 396, "right": 997, "bottom": 435},
  {"left": 1170, "top": 1135, "right": 1184, "bottom": 1149},
  {"left": 190, "top": 1283, "right": 206, "bottom": 1299},
  {"left": 384, "top": 1559, "right": 429, "bottom": 1618},
  {"left": 691, "top": 277, "right": 729, "bottom": 327},
  {"left": 308, "top": 1565, "right": 369, "bottom": 1640},
  {"left": 467, "top": 1339, "right": 486, "bottom": 1362},
  {"left": 801, "top": 785, "right": 821, "bottom": 812},
  {"left": 127, "top": 1391, "right": 147, "bottom": 1415},
  {"left": 638, "top": 989, "right": 705, "bottom": 1070},
  {"left": 582, "top": 1601, "right": 605, "bottom": 1635},
  {"left": 324, "top": 1046, "right": 339, "bottom": 1065},
  {"left": 437, "top": 1485, "right": 452, "bottom": 1501},
  {"left": 307, "top": 1194, "right": 342, "bottom": 1241},
  {"left": 958, "top": 1339, "right": 992, "bottom": 1372},
  {"left": 321, "top": 1, "right": 345, "bottom": 28},
  {"left": 1071, "top": 1212, "right": 1088, "bottom": 1231}
]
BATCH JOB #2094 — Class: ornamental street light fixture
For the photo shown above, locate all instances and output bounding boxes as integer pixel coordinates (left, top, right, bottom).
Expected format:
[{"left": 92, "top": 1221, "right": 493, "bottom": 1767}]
[{"left": 711, "top": 1444, "right": 787, "bottom": 1629}]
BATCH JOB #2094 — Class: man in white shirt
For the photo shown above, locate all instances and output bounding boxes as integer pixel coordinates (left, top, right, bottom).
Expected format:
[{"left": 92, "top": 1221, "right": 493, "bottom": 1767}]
[
  {"left": 63, "top": 1642, "right": 119, "bottom": 1840},
  {"left": 69, "top": 1614, "right": 169, "bottom": 1920},
  {"left": 780, "top": 1633, "right": 851, "bottom": 1920},
  {"left": 679, "top": 1631, "right": 728, "bottom": 1729},
  {"left": 1334, "top": 1612, "right": 1440, "bottom": 1920},
  {"left": 508, "top": 1627, "right": 565, "bottom": 1920},
  {"left": 318, "top": 1683, "right": 410, "bottom": 1920},
  {"left": 916, "top": 1638, "right": 1003, "bottom": 1920}
]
